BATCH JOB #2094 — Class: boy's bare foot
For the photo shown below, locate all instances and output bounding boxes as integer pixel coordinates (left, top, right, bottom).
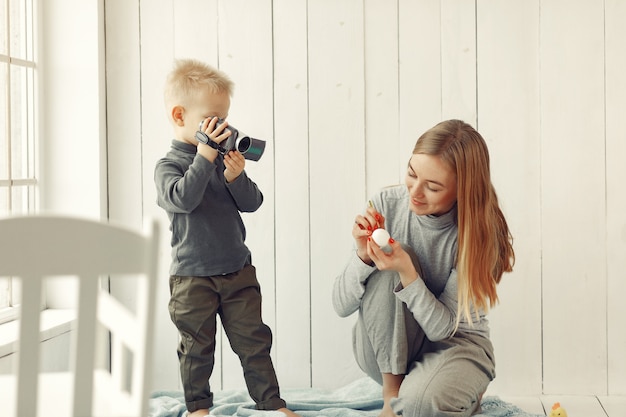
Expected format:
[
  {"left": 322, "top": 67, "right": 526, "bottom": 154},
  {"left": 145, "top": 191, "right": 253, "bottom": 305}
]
[
  {"left": 187, "top": 410, "right": 210, "bottom": 417},
  {"left": 278, "top": 407, "right": 302, "bottom": 417}
]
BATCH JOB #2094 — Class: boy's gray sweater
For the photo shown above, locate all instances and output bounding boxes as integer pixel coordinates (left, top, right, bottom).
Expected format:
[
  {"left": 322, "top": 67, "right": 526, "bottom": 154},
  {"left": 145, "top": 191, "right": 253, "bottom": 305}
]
[{"left": 155, "top": 140, "right": 263, "bottom": 276}]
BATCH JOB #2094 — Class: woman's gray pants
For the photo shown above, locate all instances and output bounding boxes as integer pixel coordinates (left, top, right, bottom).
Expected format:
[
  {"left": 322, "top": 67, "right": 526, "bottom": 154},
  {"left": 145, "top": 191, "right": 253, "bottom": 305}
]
[{"left": 352, "top": 259, "right": 495, "bottom": 417}]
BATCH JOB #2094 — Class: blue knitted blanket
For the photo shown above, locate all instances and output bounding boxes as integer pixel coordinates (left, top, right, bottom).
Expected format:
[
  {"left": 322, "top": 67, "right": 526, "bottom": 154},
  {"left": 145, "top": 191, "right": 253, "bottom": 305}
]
[{"left": 149, "top": 377, "right": 544, "bottom": 417}]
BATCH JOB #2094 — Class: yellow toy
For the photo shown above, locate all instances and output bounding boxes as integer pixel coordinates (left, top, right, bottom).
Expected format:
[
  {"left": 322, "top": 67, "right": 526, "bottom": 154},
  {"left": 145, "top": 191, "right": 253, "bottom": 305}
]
[{"left": 549, "top": 402, "right": 567, "bottom": 417}]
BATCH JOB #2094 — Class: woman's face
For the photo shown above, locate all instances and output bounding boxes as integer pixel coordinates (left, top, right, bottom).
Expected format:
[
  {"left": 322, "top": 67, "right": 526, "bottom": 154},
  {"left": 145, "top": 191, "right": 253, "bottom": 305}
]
[{"left": 405, "top": 153, "right": 457, "bottom": 216}]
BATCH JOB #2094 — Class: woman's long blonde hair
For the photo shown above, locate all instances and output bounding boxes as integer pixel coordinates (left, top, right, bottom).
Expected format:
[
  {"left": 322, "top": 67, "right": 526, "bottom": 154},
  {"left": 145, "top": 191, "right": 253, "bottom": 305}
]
[{"left": 413, "top": 120, "right": 515, "bottom": 325}]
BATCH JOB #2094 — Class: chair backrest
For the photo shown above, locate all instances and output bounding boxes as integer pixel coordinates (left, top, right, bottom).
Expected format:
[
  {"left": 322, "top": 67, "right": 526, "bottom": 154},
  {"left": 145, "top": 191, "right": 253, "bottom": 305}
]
[{"left": 0, "top": 215, "right": 159, "bottom": 417}]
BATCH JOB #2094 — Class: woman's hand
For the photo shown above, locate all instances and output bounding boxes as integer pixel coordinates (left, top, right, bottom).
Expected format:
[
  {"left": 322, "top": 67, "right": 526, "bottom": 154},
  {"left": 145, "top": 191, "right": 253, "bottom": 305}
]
[
  {"left": 368, "top": 238, "right": 420, "bottom": 289},
  {"left": 353, "top": 204, "right": 385, "bottom": 265}
]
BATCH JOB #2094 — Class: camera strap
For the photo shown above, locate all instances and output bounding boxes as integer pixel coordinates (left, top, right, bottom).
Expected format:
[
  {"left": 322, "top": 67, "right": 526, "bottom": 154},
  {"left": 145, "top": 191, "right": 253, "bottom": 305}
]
[{"left": 195, "top": 130, "right": 228, "bottom": 155}]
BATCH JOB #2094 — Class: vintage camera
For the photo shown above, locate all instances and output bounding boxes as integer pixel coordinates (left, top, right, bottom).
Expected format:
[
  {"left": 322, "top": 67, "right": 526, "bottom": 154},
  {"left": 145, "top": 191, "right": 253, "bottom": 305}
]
[{"left": 196, "top": 119, "right": 266, "bottom": 161}]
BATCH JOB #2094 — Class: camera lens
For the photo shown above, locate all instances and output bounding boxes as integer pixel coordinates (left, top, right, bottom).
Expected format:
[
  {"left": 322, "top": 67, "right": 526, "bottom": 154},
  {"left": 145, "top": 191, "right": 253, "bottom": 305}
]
[{"left": 237, "top": 137, "right": 251, "bottom": 153}]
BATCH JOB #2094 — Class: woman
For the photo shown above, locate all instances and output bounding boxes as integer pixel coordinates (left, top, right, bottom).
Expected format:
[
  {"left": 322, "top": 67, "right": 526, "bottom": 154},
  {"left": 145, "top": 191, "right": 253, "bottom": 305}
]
[{"left": 333, "top": 120, "right": 514, "bottom": 417}]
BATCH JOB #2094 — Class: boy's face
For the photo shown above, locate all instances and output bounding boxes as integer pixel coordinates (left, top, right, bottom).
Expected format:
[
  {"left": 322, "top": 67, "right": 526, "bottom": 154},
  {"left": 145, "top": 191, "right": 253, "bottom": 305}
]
[{"left": 174, "top": 88, "right": 231, "bottom": 144}]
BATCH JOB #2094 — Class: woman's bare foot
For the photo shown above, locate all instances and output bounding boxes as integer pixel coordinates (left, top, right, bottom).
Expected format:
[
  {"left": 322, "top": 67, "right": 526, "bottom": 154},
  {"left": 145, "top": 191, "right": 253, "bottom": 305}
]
[
  {"left": 278, "top": 407, "right": 302, "bottom": 417},
  {"left": 380, "top": 401, "right": 398, "bottom": 417}
]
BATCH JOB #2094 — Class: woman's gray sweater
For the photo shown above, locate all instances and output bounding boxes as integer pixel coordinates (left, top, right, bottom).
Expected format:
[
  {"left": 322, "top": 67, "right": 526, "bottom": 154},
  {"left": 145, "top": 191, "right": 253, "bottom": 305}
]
[{"left": 332, "top": 185, "right": 489, "bottom": 341}]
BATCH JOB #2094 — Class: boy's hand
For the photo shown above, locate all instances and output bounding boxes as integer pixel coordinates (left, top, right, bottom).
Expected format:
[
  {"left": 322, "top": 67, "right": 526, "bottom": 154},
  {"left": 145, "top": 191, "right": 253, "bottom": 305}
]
[
  {"left": 224, "top": 151, "right": 245, "bottom": 183},
  {"left": 196, "top": 117, "right": 231, "bottom": 163},
  {"left": 200, "top": 116, "right": 231, "bottom": 145},
  {"left": 197, "top": 142, "right": 219, "bottom": 162}
]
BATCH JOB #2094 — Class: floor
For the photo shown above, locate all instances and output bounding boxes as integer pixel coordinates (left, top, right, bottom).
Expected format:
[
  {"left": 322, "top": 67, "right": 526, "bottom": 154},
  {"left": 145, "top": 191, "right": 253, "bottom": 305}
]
[{"left": 502, "top": 395, "right": 626, "bottom": 416}]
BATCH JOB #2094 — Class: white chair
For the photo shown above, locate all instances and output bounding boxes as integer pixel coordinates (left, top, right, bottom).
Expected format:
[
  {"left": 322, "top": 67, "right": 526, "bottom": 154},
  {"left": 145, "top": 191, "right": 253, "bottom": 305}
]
[{"left": 0, "top": 215, "right": 159, "bottom": 417}]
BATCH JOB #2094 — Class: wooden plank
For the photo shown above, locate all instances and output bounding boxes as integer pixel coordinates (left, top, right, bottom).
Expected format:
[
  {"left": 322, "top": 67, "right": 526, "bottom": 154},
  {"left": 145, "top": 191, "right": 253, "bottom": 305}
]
[
  {"left": 272, "top": 0, "right": 312, "bottom": 389},
  {"left": 542, "top": 396, "right": 607, "bottom": 417},
  {"left": 217, "top": 0, "right": 275, "bottom": 391},
  {"left": 475, "top": 0, "right": 542, "bottom": 396},
  {"left": 104, "top": 0, "right": 145, "bottom": 320},
  {"left": 539, "top": 0, "right": 607, "bottom": 394},
  {"left": 137, "top": 0, "right": 180, "bottom": 392},
  {"left": 308, "top": 0, "right": 366, "bottom": 389},
  {"left": 104, "top": 0, "right": 143, "bottom": 229},
  {"left": 598, "top": 396, "right": 626, "bottom": 417},
  {"left": 398, "top": 0, "right": 442, "bottom": 162},
  {"left": 441, "top": 0, "right": 477, "bottom": 124},
  {"left": 605, "top": 0, "right": 626, "bottom": 396},
  {"left": 173, "top": 0, "right": 218, "bottom": 61},
  {"left": 364, "top": 0, "right": 401, "bottom": 194}
]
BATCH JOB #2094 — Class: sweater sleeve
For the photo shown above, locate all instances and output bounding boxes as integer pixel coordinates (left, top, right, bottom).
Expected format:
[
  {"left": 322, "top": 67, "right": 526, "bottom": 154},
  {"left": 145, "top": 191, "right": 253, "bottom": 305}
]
[
  {"left": 394, "top": 269, "right": 489, "bottom": 340},
  {"left": 226, "top": 170, "right": 263, "bottom": 213},
  {"left": 154, "top": 153, "right": 215, "bottom": 214},
  {"left": 332, "top": 252, "right": 377, "bottom": 318}
]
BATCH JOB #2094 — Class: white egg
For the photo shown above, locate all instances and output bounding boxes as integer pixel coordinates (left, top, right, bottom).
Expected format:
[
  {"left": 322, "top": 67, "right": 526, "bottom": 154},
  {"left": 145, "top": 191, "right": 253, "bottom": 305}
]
[{"left": 372, "top": 228, "right": 391, "bottom": 248}]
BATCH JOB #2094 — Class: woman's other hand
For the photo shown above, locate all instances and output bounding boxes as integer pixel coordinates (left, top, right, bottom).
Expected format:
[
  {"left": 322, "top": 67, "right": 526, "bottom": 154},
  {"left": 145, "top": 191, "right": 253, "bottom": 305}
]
[
  {"left": 368, "top": 238, "right": 420, "bottom": 288},
  {"left": 353, "top": 205, "right": 385, "bottom": 265}
]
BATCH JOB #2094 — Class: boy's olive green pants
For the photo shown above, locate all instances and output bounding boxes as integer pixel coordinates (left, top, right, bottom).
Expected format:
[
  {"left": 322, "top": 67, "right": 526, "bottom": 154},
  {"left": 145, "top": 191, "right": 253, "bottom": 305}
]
[{"left": 168, "top": 264, "right": 286, "bottom": 413}]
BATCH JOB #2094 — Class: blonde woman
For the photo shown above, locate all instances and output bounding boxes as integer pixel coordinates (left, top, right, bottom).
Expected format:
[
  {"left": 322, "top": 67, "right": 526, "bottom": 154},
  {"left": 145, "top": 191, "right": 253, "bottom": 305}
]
[{"left": 333, "top": 119, "right": 515, "bottom": 417}]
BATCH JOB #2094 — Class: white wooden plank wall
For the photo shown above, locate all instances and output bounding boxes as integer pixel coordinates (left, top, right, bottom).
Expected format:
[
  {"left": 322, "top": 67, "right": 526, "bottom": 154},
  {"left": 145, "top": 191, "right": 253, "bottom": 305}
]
[
  {"left": 540, "top": 0, "right": 607, "bottom": 395},
  {"left": 307, "top": 0, "right": 367, "bottom": 389},
  {"left": 476, "top": 0, "right": 542, "bottom": 396},
  {"left": 605, "top": 0, "right": 626, "bottom": 397},
  {"left": 103, "top": 0, "right": 626, "bottom": 397},
  {"left": 272, "top": 0, "right": 311, "bottom": 390}
]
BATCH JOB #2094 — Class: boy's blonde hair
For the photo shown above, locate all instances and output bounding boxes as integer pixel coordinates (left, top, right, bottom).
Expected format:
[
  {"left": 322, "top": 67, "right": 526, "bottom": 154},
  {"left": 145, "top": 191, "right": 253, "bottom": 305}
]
[{"left": 164, "top": 59, "right": 234, "bottom": 109}]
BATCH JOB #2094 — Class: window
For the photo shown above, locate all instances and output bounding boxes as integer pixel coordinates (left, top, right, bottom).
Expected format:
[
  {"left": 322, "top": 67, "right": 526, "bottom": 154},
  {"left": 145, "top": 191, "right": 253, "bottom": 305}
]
[{"left": 0, "top": 0, "right": 37, "bottom": 323}]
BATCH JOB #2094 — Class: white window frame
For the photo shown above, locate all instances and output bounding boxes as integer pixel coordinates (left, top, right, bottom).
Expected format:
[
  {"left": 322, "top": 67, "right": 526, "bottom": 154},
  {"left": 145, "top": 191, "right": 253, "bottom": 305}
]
[{"left": 0, "top": 0, "right": 38, "bottom": 324}]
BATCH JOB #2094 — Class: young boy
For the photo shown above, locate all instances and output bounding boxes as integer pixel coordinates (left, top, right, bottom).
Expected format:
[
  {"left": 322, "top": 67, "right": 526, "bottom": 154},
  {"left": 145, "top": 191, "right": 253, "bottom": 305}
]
[{"left": 155, "top": 59, "right": 297, "bottom": 417}]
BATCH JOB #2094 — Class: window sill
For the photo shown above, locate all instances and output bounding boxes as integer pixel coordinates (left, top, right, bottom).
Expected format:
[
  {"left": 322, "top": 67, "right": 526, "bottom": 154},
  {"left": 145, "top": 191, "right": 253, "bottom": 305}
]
[{"left": 0, "top": 309, "right": 75, "bottom": 358}]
